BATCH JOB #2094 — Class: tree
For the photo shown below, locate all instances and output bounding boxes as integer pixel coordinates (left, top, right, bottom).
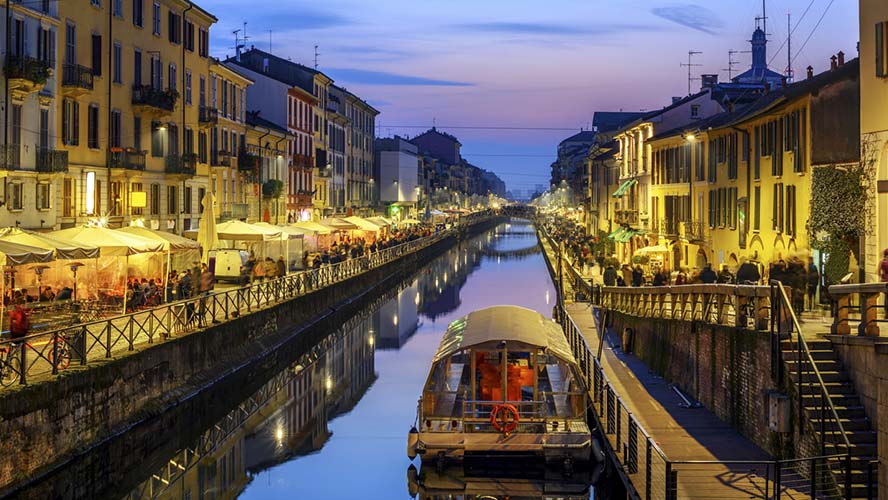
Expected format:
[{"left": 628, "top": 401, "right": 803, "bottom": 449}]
[{"left": 262, "top": 180, "right": 284, "bottom": 223}]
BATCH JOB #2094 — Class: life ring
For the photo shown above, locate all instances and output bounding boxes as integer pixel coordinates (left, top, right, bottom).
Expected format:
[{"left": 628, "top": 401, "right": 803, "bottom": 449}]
[{"left": 490, "top": 403, "right": 520, "bottom": 433}]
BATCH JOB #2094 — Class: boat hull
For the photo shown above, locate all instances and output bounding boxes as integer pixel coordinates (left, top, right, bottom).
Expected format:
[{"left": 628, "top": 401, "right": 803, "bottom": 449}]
[{"left": 412, "top": 430, "right": 593, "bottom": 464}]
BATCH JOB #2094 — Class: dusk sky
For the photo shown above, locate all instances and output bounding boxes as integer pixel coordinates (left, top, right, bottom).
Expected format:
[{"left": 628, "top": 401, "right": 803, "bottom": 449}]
[{"left": 207, "top": 1, "right": 858, "bottom": 196}]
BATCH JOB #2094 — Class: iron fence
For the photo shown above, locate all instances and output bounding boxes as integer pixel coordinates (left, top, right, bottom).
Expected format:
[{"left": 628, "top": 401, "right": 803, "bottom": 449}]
[{"left": 0, "top": 218, "right": 492, "bottom": 388}]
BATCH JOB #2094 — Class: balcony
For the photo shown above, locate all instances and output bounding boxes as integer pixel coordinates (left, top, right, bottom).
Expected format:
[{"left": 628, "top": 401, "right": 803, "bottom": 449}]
[
  {"left": 238, "top": 150, "right": 258, "bottom": 172},
  {"left": 199, "top": 106, "right": 218, "bottom": 128},
  {"left": 0, "top": 144, "right": 21, "bottom": 170},
  {"left": 132, "top": 85, "right": 178, "bottom": 117},
  {"left": 5, "top": 56, "right": 50, "bottom": 97},
  {"left": 220, "top": 203, "right": 249, "bottom": 220},
  {"left": 36, "top": 148, "right": 68, "bottom": 173},
  {"left": 165, "top": 154, "right": 196, "bottom": 176},
  {"left": 211, "top": 151, "right": 231, "bottom": 168},
  {"left": 660, "top": 218, "right": 681, "bottom": 237},
  {"left": 108, "top": 149, "right": 147, "bottom": 170},
  {"left": 684, "top": 221, "right": 707, "bottom": 242},
  {"left": 615, "top": 208, "right": 638, "bottom": 225},
  {"left": 292, "top": 154, "right": 314, "bottom": 169},
  {"left": 61, "top": 64, "right": 93, "bottom": 96}
]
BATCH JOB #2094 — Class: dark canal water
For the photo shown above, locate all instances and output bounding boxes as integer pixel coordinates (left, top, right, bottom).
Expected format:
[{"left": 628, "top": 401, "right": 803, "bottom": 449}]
[{"left": 21, "top": 220, "right": 609, "bottom": 500}]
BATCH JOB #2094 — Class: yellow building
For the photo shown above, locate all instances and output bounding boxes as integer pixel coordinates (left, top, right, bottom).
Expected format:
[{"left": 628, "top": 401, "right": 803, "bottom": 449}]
[
  {"left": 244, "top": 115, "right": 291, "bottom": 224},
  {"left": 646, "top": 59, "right": 859, "bottom": 275},
  {"left": 54, "top": 0, "right": 216, "bottom": 232},
  {"left": 207, "top": 60, "right": 251, "bottom": 221},
  {"left": 0, "top": 0, "right": 62, "bottom": 229},
  {"left": 860, "top": 0, "right": 888, "bottom": 281}
]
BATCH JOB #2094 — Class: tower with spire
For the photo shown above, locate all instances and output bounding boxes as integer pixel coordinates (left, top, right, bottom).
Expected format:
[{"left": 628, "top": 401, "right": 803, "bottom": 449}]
[{"left": 731, "top": 4, "right": 784, "bottom": 87}]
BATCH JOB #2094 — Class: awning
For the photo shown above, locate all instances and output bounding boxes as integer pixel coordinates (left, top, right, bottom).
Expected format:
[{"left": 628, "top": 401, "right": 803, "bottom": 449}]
[
  {"left": 0, "top": 227, "right": 99, "bottom": 259},
  {"left": 634, "top": 244, "right": 670, "bottom": 256},
  {"left": 49, "top": 226, "right": 165, "bottom": 256},
  {"left": 0, "top": 240, "right": 54, "bottom": 266},
  {"left": 607, "top": 226, "right": 643, "bottom": 243},
  {"left": 612, "top": 178, "right": 637, "bottom": 198},
  {"left": 292, "top": 221, "right": 334, "bottom": 235},
  {"left": 254, "top": 222, "right": 305, "bottom": 240},
  {"left": 343, "top": 216, "right": 382, "bottom": 231},
  {"left": 216, "top": 220, "right": 282, "bottom": 241},
  {"left": 320, "top": 218, "right": 359, "bottom": 230},
  {"left": 118, "top": 226, "right": 200, "bottom": 251}
]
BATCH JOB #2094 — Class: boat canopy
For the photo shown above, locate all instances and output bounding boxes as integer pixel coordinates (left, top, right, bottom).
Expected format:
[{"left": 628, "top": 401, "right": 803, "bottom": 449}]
[{"left": 432, "top": 306, "right": 575, "bottom": 364}]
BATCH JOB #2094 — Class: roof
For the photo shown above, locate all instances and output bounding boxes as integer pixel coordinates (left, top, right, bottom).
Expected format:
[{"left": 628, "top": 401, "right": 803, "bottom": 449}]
[
  {"left": 432, "top": 306, "right": 575, "bottom": 364},
  {"left": 411, "top": 127, "right": 461, "bottom": 146},
  {"left": 226, "top": 48, "right": 321, "bottom": 94},
  {"left": 246, "top": 112, "right": 290, "bottom": 135},
  {"left": 593, "top": 112, "right": 646, "bottom": 133},
  {"left": 559, "top": 130, "right": 596, "bottom": 145}
]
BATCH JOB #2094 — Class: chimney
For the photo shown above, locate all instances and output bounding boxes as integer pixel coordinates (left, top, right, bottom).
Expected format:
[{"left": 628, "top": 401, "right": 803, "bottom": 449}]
[
  {"left": 830, "top": 55, "right": 838, "bottom": 71},
  {"left": 837, "top": 51, "right": 845, "bottom": 66},
  {"left": 781, "top": 76, "right": 787, "bottom": 89},
  {"left": 763, "top": 82, "right": 770, "bottom": 94},
  {"left": 700, "top": 74, "right": 718, "bottom": 89},
  {"left": 807, "top": 66, "right": 814, "bottom": 79},
  {"left": 672, "top": 96, "right": 682, "bottom": 104}
]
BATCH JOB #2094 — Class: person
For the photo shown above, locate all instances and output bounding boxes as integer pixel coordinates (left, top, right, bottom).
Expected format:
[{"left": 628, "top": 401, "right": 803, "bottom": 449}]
[
  {"left": 177, "top": 270, "right": 194, "bottom": 325},
  {"left": 39, "top": 286, "right": 55, "bottom": 302},
  {"left": 55, "top": 286, "right": 73, "bottom": 301},
  {"left": 631, "top": 266, "right": 643, "bottom": 287},
  {"left": 603, "top": 265, "right": 617, "bottom": 287},
  {"left": 199, "top": 263, "right": 215, "bottom": 326},
  {"left": 806, "top": 257, "right": 820, "bottom": 311},
  {"left": 717, "top": 265, "right": 734, "bottom": 284},
  {"left": 652, "top": 269, "right": 667, "bottom": 287},
  {"left": 737, "top": 257, "right": 761, "bottom": 284},
  {"left": 616, "top": 275, "right": 626, "bottom": 287},
  {"left": 8, "top": 304, "right": 30, "bottom": 340},
  {"left": 276, "top": 256, "right": 286, "bottom": 279},
  {"left": 700, "top": 264, "right": 717, "bottom": 284},
  {"left": 674, "top": 268, "right": 688, "bottom": 286},
  {"left": 253, "top": 258, "right": 266, "bottom": 283}
]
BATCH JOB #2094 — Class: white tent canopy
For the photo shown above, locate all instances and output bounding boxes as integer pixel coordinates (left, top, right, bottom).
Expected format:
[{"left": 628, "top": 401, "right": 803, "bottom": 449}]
[
  {"left": 216, "top": 220, "right": 282, "bottom": 241},
  {"left": 50, "top": 226, "right": 165, "bottom": 256},
  {"left": 343, "top": 216, "right": 382, "bottom": 232},
  {"left": 118, "top": 226, "right": 200, "bottom": 251},
  {"left": 0, "top": 227, "right": 99, "bottom": 259},
  {"left": 634, "top": 245, "right": 670, "bottom": 256}
]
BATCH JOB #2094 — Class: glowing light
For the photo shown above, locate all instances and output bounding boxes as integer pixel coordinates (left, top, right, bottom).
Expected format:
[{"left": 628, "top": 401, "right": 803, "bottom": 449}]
[
  {"left": 414, "top": 294, "right": 420, "bottom": 305},
  {"left": 325, "top": 376, "right": 333, "bottom": 391},
  {"left": 85, "top": 172, "right": 96, "bottom": 215},
  {"left": 546, "top": 290, "right": 550, "bottom": 305},
  {"left": 368, "top": 335, "right": 375, "bottom": 347},
  {"left": 393, "top": 314, "right": 398, "bottom": 326},
  {"left": 685, "top": 133, "right": 696, "bottom": 141},
  {"left": 275, "top": 427, "right": 284, "bottom": 442}
]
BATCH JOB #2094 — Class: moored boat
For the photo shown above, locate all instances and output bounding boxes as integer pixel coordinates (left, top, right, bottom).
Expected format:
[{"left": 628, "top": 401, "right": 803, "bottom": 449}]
[{"left": 407, "top": 306, "right": 594, "bottom": 470}]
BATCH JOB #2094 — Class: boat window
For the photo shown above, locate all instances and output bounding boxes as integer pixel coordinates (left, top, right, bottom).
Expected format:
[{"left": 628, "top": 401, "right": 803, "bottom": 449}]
[
  {"left": 423, "top": 352, "right": 470, "bottom": 418},
  {"left": 505, "top": 350, "right": 535, "bottom": 402},
  {"left": 474, "top": 350, "right": 504, "bottom": 402},
  {"left": 537, "top": 355, "right": 585, "bottom": 418}
]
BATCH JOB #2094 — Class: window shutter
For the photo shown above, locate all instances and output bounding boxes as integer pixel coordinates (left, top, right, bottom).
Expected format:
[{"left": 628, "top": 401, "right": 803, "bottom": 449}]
[
  {"left": 772, "top": 184, "right": 778, "bottom": 230},
  {"left": 91, "top": 34, "right": 102, "bottom": 76},
  {"left": 72, "top": 102, "right": 79, "bottom": 146},
  {"left": 877, "top": 23, "right": 885, "bottom": 77},
  {"left": 61, "top": 102, "right": 69, "bottom": 145}
]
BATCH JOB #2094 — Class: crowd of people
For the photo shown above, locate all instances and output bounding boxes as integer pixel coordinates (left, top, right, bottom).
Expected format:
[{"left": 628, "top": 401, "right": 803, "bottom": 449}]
[{"left": 544, "top": 216, "right": 824, "bottom": 312}]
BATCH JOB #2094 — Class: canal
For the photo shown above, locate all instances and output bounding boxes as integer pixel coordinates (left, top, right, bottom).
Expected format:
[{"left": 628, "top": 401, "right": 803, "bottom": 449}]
[{"left": 17, "top": 220, "right": 608, "bottom": 500}]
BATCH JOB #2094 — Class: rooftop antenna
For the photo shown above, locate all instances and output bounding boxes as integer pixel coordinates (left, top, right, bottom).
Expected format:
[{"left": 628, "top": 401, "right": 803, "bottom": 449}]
[
  {"left": 680, "top": 50, "right": 703, "bottom": 95},
  {"left": 784, "top": 12, "right": 794, "bottom": 82},
  {"left": 267, "top": 29, "right": 272, "bottom": 53},
  {"left": 314, "top": 45, "right": 320, "bottom": 70},
  {"left": 724, "top": 49, "right": 751, "bottom": 80},
  {"left": 755, "top": 0, "right": 768, "bottom": 35},
  {"left": 242, "top": 22, "right": 249, "bottom": 48}
]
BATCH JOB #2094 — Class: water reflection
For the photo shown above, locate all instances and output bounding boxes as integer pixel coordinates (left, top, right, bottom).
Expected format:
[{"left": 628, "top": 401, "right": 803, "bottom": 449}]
[
  {"left": 105, "top": 220, "right": 585, "bottom": 500},
  {"left": 406, "top": 464, "right": 592, "bottom": 500}
]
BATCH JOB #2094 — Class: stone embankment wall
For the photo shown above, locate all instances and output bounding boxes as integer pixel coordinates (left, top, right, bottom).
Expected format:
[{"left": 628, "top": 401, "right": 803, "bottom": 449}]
[{"left": 0, "top": 217, "right": 501, "bottom": 492}]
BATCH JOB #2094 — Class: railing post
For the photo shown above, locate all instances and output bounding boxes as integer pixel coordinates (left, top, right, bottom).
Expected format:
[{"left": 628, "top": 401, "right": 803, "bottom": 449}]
[
  {"left": 106, "top": 321, "right": 112, "bottom": 358},
  {"left": 645, "top": 440, "right": 652, "bottom": 500},
  {"left": 810, "top": 458, "right": 816, "bottom": 497},
  {"left": 845, "top": 454, "right": 852, "bottom": 500},
  {"left": 128, "top": 316, "right": 134, "bottom": 351},
  {"left": 867, "top": 460, "right": 874, "bottom": 500},
  {"left": 19, "top": 341, "right": 27, "bottom": 385},
  {"left": 774, "top": 460, "right": 782, "bottom": 500},
  {"left": 51, "top": 331, "right": 59, "bottom": 375},
  {"left": 665, "top": 462, "right": 677, "bottom": 500}
]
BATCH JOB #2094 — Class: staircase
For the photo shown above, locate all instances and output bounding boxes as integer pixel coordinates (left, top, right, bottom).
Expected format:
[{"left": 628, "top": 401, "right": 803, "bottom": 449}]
[{"left": 782, "top": 338, "right": 878, "bottom": 499}]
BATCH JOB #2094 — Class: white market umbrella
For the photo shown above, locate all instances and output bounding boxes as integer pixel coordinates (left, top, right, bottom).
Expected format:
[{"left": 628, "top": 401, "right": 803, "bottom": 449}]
[{"left": 197, "top": 192, "right": 219, "bottom": 264}]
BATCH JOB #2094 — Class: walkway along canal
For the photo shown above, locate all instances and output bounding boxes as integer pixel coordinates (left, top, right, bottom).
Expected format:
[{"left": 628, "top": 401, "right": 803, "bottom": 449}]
[
  {"left": 5, "top": 218, "right": 611, "bottom": 500},
  {"left": 538, "top": 219, "right": 878, "bottom": 499},
  {"left": 0, "top": 212, "right": 500, "bottom": 493}
]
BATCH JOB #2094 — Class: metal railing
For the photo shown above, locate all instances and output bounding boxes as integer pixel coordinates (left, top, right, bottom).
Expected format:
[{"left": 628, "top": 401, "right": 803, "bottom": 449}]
[
  {"left": 36, "top": 148, "right": 68, "bottom": 173},
  {"left": 108, "top": 149, "right": 147, "bottom": 170},
  {"left": 61, "top": 64, "right": 93, "bottom": 90},
  {"left": 132, "top": 85, "right": 177, "bottom": 112},
  {"left": 0, "top": 144, "right": 21, "bottom": 170},
  {"left": 198, "top": 105, "right": 218, "bottom": 125},
  {"left": 0, "top": 217, "right": 493, "bottom": 387}
]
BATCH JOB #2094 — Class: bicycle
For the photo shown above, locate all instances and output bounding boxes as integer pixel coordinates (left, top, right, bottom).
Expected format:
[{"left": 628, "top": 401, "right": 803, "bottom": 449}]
[{"left": 0, "top": 332, "right": 71, "bottom": 387}]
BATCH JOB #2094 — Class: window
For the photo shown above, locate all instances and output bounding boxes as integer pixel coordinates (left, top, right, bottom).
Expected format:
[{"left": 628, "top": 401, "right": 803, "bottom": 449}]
[
  {"left": 184, "top": 128, "right": 194, "bottom": 155},
  {"left": 199, "top": 75, "right": 206, "bottom": 106},
  {"left": 110, "top": 110, "right": 122, "bottom": 148},
  {"left": 151, "top": 121, "right": 163, "bottom": 157},
  {"left": 8, "top": 183, "right": 23, "bottom": 211},
  {"left": 91, "top": 0, "right": 100, "bottom": 7},
  {"left": 36, "top": 183, "right": 50, "bottom": 210},
  {"left": 36, "top": 26, "right": 54, "bottom": 65},
  {"left": 134, "top": 49, "right": 142, "bottom": 85},
  {"left": 133, "top": 117, "right": 141, "bottom": 150},
  {"left": 113, "top": 42, "right": 122, "bottom": 83},
  {"left": 167, "top": 185, "right": 178, "bottom": 214},
  {"left": 169, "top": 64, "right": 176, "bottom": 91},
  {"left": 198, "top": 28, "right": 208, "bottom": 57},
  {"left": 113, "top": 0, "right": 122, "bottom": 17},
  {"left": 131, "top": 182, "right": 143, "bottom": 215},
  {"left": 184, "top": 20, "right": 194, "bottom": 51},
  {"left": 877, "top": 21, "right": 888, "bottom": 77},
  {"left": 198, "top": 131, "right": 207, "bottom": 163},
  {"left": 150, "top": 184, "right": 160, "bottom": 214},
  {"left": 109, "top": 181, "right": 122, "bottom": 215},
  {"left": 150, "top": 55, "right": 162, "bottom": 88},
  {"left": 91, "top": 34, "right": 102, "bottom": 76},
  {"left": 63, "top": 178, "right": 74, "bottom": 217},
  {"left": 772, "top": 183, "right": 784, "bottom": 232},
  {"left": 133, "top": 0, "right": 144, "bottom": 27},
  {"left": 88, "top": 105, "right": 99, "bottom": 149},
  {"left": 185, "top": 70, "right": 192, "bottom": 104},
  {"left": 168, "top": 124, "right": 179, "bottom": 157},
  {"left": 39, "top": 108, "right": 49, "bottom": 149},
  {"left": 153, "top": 2, "right": 160, "bottom": 35},
  {"left": 168, "top": 11, "right": 181, "bottom": 44},
  {"left": 221, "top": 80, "right": 227, "bottom": 117},
  {"left": 65, "top": 23, "right": 75, "bottom": 65},
  {"left": 753, "top": 186, "right": 761, "bottom": 231},
  {"left": 11, "top": 19, "right": 23, "bottom": 57},
  {"left": 691, "top": 104, "right": 700, "bottom": 118},
  {"left": 785, "top": 185, "right": 796, "bottom": 237},
  {"left": 62, "top": 99, "right": 80, "bottom": 145},
  {"left": 184, "top": 186, "right": 192, "bottom": 213}
]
